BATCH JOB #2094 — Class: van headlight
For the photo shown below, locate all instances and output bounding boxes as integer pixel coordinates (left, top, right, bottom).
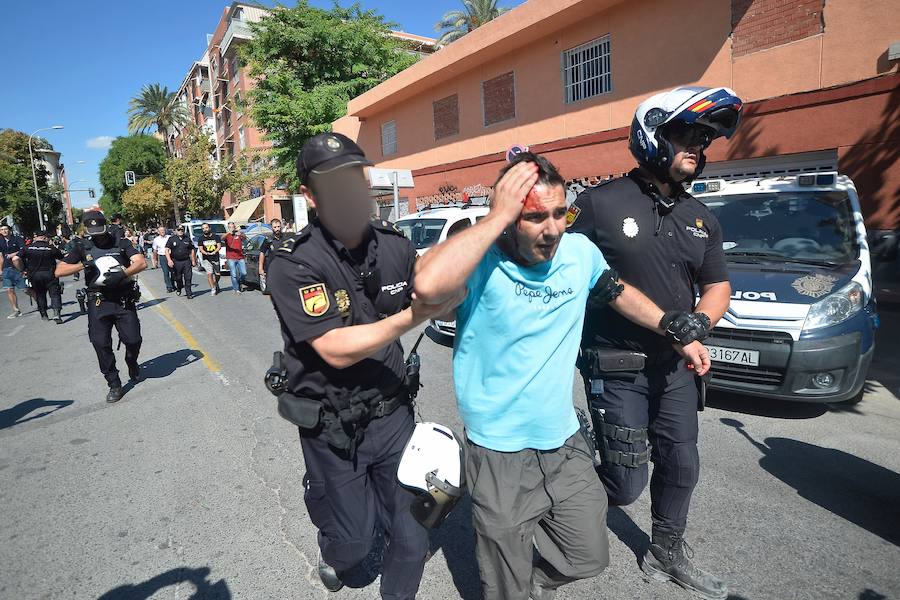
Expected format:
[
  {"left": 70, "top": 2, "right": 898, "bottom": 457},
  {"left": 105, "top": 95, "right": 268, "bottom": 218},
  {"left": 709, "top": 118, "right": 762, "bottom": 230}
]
[{"left": 802, "top": 281, "right": 865, "bottom": 331}]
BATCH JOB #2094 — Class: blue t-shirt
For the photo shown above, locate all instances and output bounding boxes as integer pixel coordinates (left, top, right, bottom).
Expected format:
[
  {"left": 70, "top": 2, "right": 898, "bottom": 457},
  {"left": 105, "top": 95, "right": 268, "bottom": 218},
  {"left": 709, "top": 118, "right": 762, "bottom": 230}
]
[{"left": 453, "top": 233, "right": 609, "bottom": 452}]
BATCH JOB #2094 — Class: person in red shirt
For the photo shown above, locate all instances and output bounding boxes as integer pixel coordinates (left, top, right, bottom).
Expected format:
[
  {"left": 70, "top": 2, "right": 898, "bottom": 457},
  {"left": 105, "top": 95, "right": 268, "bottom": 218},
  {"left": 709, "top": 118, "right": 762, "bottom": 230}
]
[{"left": 222, "top": 222, "right": 247, "bottom": 294}]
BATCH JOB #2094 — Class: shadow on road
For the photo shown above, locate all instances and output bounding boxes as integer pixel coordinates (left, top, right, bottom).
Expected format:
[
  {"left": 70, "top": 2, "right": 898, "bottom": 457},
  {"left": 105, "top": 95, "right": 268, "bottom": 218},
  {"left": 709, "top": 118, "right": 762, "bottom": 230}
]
[
  {"left": 137, "top": 298, "right": 167, "bottom": 310},
  {"left": 606, "top": 505, "right": 650, "bottom": 566},
  {"left": 429, "top": 494, "right": 480, "bottom": 600},
  {"left": 721, "top": 418, "right": 900, "bottom": 545},
  {"left": 135, "top": 349, "right": 205, "bottom": 381},
  {"left": 97, "top": 566, "right": 229, "bottom": 599},
  {"left": 0, "top": 398, "right": 73, "bottom": 430}
]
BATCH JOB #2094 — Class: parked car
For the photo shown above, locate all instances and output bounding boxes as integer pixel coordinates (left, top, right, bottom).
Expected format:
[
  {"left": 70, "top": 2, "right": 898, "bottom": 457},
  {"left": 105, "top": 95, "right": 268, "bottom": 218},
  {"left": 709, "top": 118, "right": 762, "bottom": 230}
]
[
  {"left": 689, "top": 171, "right": 878, "bottom": 404},
  {"left": 241, "top": 232, "right": 273, "bottom": 292}
]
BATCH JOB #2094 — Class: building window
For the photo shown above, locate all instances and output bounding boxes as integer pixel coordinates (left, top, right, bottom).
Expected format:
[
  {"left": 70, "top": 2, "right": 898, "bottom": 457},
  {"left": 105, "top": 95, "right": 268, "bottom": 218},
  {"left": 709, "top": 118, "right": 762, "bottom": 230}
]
[
  {"left": 482, "top": 71, "right": 515, "bottom": 127},
  {"left": 238, "top": 127, "right": 245, "bottom": 150},
  {"left": 230, "top": 56, "right": 240, "bottom": 85},
  {"left": 563, "top": 35, "right": 612, "bottom": 104},
  {"left": 381, "top": 120, "right": 397, "bottom": 156},
  {"left": 433, "top": 94, "right": 459, "bottom": 140}
]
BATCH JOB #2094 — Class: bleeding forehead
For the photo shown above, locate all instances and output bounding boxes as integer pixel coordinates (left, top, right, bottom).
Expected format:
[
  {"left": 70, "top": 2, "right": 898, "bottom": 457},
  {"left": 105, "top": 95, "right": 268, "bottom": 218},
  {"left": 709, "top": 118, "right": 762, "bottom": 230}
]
[{"left": 522, "top": 183, "right": 566, "bottom": 212}]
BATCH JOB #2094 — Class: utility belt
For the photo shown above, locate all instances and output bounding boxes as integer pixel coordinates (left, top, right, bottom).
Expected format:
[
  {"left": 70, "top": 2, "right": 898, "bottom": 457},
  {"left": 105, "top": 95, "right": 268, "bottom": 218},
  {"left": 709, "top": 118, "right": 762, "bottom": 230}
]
[
  {"left": 85, "top": 282, "right": 140, "bottom": 307},
  {"left": 278, "top": 385, "right": 410, "bottom": 456}
]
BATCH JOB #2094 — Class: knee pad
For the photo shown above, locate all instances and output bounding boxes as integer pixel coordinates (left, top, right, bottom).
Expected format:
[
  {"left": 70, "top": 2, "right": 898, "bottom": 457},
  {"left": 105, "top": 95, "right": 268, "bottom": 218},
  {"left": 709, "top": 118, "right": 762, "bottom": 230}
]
[{"left": 652, "top": 440, "right": 699, "bottom": 490}]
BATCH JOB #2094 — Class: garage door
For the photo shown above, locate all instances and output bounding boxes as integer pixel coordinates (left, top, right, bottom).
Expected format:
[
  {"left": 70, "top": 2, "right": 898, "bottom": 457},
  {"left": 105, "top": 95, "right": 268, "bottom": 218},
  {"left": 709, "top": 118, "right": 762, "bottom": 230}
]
[{"left": 697, "top": 149, "right": 838, "bottom": 180}]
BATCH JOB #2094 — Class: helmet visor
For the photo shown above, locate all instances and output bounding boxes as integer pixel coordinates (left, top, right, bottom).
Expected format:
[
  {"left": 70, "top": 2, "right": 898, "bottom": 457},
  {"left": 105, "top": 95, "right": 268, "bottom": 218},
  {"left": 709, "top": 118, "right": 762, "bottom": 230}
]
[
  {"left": 663, "top": 122, "right": 716, "bottom": 149},
  {"left": 409, "top": 487, "right": 460, "bottom": 529}
]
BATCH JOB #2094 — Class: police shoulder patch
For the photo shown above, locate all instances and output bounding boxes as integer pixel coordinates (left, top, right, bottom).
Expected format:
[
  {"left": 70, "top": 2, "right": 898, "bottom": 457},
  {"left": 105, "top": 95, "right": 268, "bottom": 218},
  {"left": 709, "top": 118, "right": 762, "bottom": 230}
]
[
  {"left": 565, "top": 205, "right": 582, "bottom": 228},
  {"left": 299, "top": 283, "right": 330, "bottom": 317}
]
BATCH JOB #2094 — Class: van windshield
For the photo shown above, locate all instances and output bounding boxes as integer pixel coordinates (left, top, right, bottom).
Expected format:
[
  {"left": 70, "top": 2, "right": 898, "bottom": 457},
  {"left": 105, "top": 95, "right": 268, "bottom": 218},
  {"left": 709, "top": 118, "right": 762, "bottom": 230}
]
[
  {"left": 702, "top": 191, "right": 858, "bottom": 265},
  {"left": 395, "top": 219, "right": 446, "bottom": 250}
]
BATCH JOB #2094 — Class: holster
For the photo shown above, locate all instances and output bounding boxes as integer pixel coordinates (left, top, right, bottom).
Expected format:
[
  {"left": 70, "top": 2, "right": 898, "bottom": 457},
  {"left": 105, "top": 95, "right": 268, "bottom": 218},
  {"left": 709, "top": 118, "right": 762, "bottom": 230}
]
[
  {"left": 578, "top": 347, "right": 647, "bottom": 375},
  {"left": 278, "top": 392, "right": 323, "bottom": 429}
]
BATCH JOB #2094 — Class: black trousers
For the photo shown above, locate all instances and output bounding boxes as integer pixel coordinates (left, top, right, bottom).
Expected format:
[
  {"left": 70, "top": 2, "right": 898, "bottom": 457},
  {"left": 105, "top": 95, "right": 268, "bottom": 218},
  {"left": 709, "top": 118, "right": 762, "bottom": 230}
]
[
  {"left": 29, "top": 270, "right": 62, "bottom": 315},
  {"left": 87, "top": 299, "right": 142, "bottom": 389},
  {"left": 299, "top": 406, "right": 428, "bottom": 600},
  {"left": 583, "top": 356, "right": 700, "bottom": 532},
  {"left": 172, "top": 259, "right": 193, "bottom": 296}
]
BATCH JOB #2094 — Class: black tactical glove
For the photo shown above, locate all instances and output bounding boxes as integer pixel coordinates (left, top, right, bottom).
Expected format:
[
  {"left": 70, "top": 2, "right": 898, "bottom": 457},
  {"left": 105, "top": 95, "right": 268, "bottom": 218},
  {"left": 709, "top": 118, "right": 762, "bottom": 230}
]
[
  {"left": 660, "top": 311, "right": 711, "bottom": 345},
  {"left": 103, "top": 271, "right": 128, "bottom": 289},
  {"left": 587, "top": 269, "right": 625, "bottom": 310}
]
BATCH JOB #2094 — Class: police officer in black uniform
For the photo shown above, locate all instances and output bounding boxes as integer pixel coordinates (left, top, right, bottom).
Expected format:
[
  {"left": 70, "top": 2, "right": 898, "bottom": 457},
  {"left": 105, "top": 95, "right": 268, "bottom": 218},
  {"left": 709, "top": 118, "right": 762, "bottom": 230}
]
[
  {"left": 56, "top": 210, "right": 147, "bottom": 403},
  {"left": 257, "top": 218, "right": 285, "bottom": 294},
  {"left": 266, "top": 133, "right": 460, "bottom": 598},
  {"left": 569, "top": 86, "right": 743, "bottom": 599},
  {"left": 22, "top": 230, "right": 64, "bottom": 323},
  {"left": 165, "top": 225, "right": 196, "bottom": 298},
  {"left": 108, "top": 213, "right": 125, "bottom": 243}
]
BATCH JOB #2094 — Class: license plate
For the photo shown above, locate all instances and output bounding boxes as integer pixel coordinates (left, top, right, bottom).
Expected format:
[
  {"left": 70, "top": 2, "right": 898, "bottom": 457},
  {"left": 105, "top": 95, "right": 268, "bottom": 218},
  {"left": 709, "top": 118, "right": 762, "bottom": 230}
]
[{"left": 706, "top": 345, "right": 759, "bottom": 366}]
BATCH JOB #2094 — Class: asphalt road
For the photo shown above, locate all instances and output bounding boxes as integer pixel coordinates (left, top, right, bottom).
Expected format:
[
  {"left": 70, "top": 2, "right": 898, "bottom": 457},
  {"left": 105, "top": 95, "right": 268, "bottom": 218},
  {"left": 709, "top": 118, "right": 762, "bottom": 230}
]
[{"left": 1, "top": 267, "right": 898, "bottom": 600}]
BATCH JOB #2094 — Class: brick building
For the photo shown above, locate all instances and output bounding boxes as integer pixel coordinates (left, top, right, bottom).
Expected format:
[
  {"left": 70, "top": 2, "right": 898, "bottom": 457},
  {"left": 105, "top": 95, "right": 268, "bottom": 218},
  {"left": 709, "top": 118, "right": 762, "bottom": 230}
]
[
  {"left": 170, "top": 1, "right": 436, "bottom": 225},
  {"left": 332, "top": 0, "right": 900, "bottom": 233}
]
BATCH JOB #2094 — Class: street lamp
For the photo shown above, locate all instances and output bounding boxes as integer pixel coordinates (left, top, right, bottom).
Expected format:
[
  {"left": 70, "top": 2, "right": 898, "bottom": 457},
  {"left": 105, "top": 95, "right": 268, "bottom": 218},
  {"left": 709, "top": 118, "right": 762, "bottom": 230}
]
[{"left": 28, "top": 125, "right": 64, "bottom": 231}]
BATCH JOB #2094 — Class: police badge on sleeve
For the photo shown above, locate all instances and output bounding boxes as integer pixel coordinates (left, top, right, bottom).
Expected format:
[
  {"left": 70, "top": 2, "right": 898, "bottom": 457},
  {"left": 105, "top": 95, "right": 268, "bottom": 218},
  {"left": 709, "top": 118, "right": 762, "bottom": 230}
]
[{"left": 300, "top": 284, "right": 330, "bottom": 316}]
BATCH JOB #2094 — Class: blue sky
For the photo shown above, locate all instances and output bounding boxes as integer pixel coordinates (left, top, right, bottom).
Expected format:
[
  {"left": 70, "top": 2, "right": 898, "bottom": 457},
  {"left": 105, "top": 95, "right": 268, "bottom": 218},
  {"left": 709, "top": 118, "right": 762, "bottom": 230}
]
[{"left": 1, "top": 0, "right": 526, "bottom": 209}]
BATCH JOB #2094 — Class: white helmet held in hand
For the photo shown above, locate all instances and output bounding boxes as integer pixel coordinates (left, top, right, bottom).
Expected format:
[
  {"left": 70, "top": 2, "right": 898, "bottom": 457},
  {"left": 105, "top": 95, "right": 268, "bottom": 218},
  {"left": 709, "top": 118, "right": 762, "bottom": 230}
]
[
  {"left": 397, "top": 422, "right": 466, "bottom": 529},
  {"left": 93, "top": 255, "right": 127, "bottom": 287}
]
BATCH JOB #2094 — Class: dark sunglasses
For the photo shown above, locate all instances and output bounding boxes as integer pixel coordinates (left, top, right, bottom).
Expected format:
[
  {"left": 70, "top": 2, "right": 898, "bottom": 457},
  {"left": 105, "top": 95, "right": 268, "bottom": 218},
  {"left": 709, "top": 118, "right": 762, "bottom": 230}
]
[{"left": 665, "top": 123, "right": 715, "bottom": 148}]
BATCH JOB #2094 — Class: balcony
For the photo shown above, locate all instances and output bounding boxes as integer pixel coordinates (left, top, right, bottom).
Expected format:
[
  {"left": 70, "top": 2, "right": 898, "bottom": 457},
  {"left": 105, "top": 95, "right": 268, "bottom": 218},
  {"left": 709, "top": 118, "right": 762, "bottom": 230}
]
[{"left": 221, "top": 19, "right": 253, "bottom": 56}]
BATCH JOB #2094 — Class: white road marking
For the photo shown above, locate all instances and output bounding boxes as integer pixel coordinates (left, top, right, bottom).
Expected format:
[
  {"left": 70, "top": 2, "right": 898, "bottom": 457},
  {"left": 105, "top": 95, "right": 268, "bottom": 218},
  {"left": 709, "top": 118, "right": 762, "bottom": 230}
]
[{"left": 6, "top": 324, "right": 25, "bottom": 337}]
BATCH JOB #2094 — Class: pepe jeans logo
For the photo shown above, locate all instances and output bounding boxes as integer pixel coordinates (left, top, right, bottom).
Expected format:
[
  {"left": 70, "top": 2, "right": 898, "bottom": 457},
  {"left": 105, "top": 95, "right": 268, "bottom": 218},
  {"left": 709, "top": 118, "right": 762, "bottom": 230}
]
[{"left": 515, "top": 283, "right": 574, "bottom": 304}]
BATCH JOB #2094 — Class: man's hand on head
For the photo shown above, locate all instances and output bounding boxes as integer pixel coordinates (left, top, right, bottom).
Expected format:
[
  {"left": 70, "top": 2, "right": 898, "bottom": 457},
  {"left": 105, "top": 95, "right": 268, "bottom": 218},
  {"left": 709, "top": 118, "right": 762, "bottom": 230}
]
[{"left": 486, "top": 162, "right": 539, "bottom": 228}]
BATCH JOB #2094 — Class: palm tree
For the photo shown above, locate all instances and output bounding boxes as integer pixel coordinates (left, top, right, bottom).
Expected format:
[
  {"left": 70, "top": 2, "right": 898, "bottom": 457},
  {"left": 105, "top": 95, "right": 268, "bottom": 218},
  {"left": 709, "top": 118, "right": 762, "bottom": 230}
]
[
  {"left": 127, "top": 83, "right": 190, "bottom": 157},
  {"left": 435, "top": 0, "right": 509, "bottom": 46},
  {"left": 127, "top": 83, "right": 190, "bottom": 223}
]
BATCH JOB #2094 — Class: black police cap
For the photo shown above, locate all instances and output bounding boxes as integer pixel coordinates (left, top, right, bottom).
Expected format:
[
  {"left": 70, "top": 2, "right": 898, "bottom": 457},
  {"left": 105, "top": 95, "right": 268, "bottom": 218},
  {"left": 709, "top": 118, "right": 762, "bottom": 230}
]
[
  {"left": 296, "top": 133, "right": 372, "bottom": 185},
  {"left": 82, "top": 210, "right": 108, "bottom": 236}
]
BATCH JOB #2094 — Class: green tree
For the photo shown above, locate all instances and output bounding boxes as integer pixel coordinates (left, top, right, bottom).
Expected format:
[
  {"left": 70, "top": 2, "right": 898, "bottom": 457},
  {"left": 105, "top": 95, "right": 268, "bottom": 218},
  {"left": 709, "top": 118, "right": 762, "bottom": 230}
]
[
  {"left": 165, "top": 124, "right": 268, "bottom": 219},
  {"left": 0, "top": 128, "right": 61, "bottom": 233},
  {"left": 121, "top": 177, "right": 171, "bottom": 227},
  {"left": 243, "top": 1, "right": 418, "bottom": 190},
  {"left": 98, "top": 135, "right": 167, "bottom": 216},
  {"left": 435, "top": 0, "right": 509, "bottom": 46},
  {"left": 127, "top": 83, "right": 190, "bottom": 156}
]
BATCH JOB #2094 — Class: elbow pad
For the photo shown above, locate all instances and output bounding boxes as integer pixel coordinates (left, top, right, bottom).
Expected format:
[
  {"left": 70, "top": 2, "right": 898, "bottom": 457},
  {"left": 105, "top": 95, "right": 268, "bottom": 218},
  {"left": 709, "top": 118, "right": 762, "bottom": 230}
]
[{"left": 587, "top": 269, "right": 624, "bottom": 310}]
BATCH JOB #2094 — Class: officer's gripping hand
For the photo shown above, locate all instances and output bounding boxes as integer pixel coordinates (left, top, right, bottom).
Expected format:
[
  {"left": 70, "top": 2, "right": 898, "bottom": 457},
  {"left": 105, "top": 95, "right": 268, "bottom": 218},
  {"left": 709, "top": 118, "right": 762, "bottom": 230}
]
[
  {"left": 676, "top": 340, "right": 711, "bottom": 376},
  {"left": 410, "top": 288, "right": 467, "bottom": 325},
  {"left": 660, "top": 311, "right": 711, "bottom": 345},
  {"left": 488, "top": 161, "right": 539, "bottom": 227},
  {"left": 587, "top": 269, "right": 624, "bottom": 310},
  {"left": 103, "top": 271, "right": 128, "bottom": 289}
]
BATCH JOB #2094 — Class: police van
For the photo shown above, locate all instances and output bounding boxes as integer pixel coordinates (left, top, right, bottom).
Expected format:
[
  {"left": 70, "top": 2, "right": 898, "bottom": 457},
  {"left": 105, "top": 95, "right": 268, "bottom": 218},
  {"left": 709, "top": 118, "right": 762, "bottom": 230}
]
[{"left": 692, "top": 163, "right": 878, "bottom": 404}]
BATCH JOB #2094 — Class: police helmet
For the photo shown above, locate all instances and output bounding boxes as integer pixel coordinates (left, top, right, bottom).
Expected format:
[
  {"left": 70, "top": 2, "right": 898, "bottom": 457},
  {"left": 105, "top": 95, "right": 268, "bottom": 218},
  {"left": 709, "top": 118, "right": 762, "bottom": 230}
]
[
  {"left": 629, "top": 86, "right": 743, "bottom": 184},
  {"left": 82, "top": 210, "right": 108, "bottom": 237},
  {"left": 397, "top": 423, "right": 466, "bottom": 529},
  {"left": 92, "top": 255, "right": 127, "bottom": 287}
]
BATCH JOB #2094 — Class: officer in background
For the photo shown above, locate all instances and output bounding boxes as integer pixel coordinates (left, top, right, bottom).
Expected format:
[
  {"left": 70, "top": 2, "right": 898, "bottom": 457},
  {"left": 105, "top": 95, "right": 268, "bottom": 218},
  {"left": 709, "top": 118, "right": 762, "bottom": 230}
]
[
  {"left": 56, "top": 210, "right": 147, "bottom": 403},
  {"left": 267, "top": 133, "right": 460, "bottom": 598},
  {"left": 165, "top": 225, "right": 196, "bottom": 298},
  {"left": 22, "top": 230, "right": 64, "bottom": 323},
  {"left": 257, "top": 218, "right": 285, "bottom": 294},
  {"left": 569, "top": 86, "right": 742, "bottom": 600},
  {"left": 108, "top": 213, "right": 125, "bottom": 243}
]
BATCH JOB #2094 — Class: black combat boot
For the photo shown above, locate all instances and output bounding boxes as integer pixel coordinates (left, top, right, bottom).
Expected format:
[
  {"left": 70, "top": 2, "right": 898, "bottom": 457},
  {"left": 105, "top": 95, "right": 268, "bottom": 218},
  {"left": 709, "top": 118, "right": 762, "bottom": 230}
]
[
  {"left": 641, "top": 526, "right": 728, "bottom": 600},
  {"left": 106, "top": 386, "right": 124, "bottom": 403},
  {"left": 40, "top": 312, "right": 49, "bottom": 321},
  {"left": 317, "top": 552, "right": 343, "bottom": 592}
]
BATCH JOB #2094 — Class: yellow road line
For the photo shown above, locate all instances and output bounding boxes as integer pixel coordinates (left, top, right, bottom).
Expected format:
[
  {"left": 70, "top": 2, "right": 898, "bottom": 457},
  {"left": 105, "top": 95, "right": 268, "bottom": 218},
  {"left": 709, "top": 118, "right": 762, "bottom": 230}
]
[{"left": 139, "top": 280, "right": 225, "bottom": 379}]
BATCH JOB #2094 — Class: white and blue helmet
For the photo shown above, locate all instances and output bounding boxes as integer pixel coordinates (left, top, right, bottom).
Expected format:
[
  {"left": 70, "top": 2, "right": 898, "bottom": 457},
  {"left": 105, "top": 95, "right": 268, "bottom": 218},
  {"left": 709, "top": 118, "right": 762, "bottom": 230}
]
[{"left": 629, "top": 86, "right": 743, "bottom": 183}]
